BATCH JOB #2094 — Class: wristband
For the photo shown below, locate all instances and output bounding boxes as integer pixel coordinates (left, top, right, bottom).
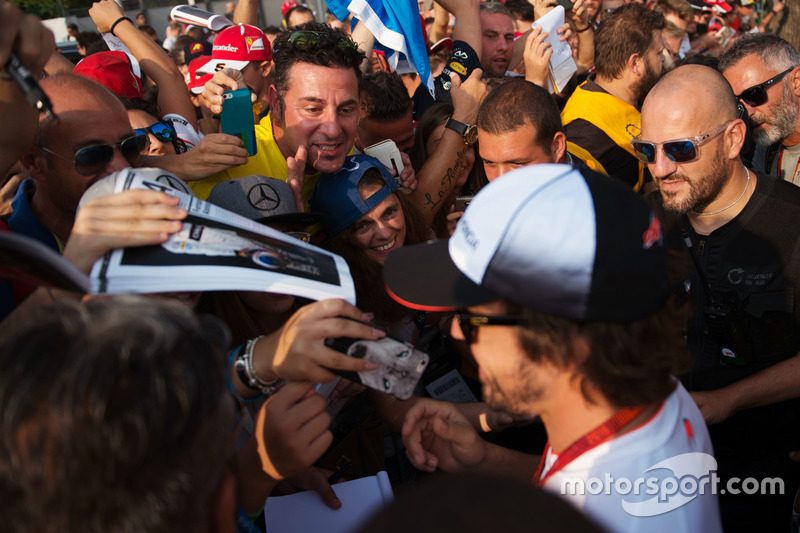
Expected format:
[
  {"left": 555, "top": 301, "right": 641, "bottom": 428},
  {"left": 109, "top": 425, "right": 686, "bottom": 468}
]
[
  {"left": 110, "top": 16, "right": 133, "bottom": 36},
  {"left": 576, "top": 25, "right": 592, "bottom": 33},
  {"left": 234, "top": 335, "right": 285, "bottom": 397}
]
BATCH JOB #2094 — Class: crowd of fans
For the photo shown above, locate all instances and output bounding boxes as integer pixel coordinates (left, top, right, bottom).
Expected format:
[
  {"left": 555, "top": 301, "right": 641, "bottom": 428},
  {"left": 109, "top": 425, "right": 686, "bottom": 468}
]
[{"left": 1, "top": 0, "right": 799, "bottom": 531}]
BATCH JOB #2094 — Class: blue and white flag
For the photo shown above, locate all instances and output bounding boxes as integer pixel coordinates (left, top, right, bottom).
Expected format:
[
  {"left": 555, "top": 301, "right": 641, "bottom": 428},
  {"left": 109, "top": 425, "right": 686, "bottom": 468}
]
[{"left": 327, "top": 0, "right": 434, "bottom": 96}]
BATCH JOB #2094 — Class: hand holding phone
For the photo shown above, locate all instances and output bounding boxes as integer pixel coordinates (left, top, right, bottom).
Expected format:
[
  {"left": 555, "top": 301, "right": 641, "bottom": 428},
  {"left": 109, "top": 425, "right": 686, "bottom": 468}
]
[
  {"left": 221, "top": 88, "right": 256, "bottom": 156},
  {"left": 325, "top": 334, "right": 429, "bottom": 400}
]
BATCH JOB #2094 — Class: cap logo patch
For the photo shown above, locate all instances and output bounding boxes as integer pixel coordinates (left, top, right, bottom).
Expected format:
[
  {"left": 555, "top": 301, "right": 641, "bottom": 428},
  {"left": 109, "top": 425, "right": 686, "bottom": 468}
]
[
  {"left": 191, "top": 43, "right": 203, "bottom": 53},
  {"left": 248, "top": 183, "right": 280, "bottom": 211},
  {"left": 246, "top": 37, "right": 265, "bottom": 53},
  {"left": 642, "top": 212, "right": 662, "bottom": 249}
]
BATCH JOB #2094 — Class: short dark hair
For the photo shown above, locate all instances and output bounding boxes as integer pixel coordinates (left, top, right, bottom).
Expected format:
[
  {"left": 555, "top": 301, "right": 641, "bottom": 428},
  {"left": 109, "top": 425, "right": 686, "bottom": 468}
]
[
  {"left": 76, "top": 30, "right": 103, "bottom": 50},
  {"left": 285, "top": 4, "right": 314, "bottom": 25},
  {"left": 67, "top": 22, "right": 78, "bottom": 31},
  {"left": 272, "top": 21, "right": 365, "bottom": 113},
  {"left": 504, "top": 0, "right": 535, "bottom": 22},
  {"left": 653, "top": 0, "right": 693, "bottom": 22},
  {"left": 594, "top": 4, "right": 666, "bottom": 79},
  {"left": 360, "top": 71, "right": 412, "bottom": 123},
  {"left": 0, "top": 296, "right": 233, "bottom": 533},
  {"left": 508, "top": 300, "right": 692, "bottom": 408},
  {"left": 719, "top": 32, "right": 800, "bottom": 73},
  {"left": 477, "top": 79, "right": 563, "bottom": 155}
]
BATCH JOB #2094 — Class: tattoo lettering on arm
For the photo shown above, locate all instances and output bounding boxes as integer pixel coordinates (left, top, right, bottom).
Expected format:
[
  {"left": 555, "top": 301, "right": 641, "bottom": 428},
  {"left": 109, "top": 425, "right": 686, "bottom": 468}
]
[{"left": 424, "top": 146, "right": 466, "bottom": 211}]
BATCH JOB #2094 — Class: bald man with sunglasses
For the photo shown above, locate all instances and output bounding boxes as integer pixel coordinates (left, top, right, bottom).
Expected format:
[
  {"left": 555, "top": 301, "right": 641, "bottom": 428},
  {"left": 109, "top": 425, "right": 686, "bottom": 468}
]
[
  {"left": 720, "top": 33, "right": 800, "bottom": 186},
  {"left": 643, "top": 64, "right": 800, "bottom": 533},
  {"left": 14, "top": 74, "right": 146, "bottom": 251}
]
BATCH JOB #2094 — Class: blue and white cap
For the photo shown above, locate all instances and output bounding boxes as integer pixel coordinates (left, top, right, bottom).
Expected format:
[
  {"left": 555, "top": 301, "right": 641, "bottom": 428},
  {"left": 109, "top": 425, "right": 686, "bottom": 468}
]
[{"left": 384, "top": 164, "right": 669, "bottom": 322}]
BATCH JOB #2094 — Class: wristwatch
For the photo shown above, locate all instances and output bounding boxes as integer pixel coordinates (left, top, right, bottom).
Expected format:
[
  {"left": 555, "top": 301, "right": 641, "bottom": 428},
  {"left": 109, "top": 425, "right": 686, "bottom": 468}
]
[{"left": 445, "top": 117, "right": 478, "bottom": 145}]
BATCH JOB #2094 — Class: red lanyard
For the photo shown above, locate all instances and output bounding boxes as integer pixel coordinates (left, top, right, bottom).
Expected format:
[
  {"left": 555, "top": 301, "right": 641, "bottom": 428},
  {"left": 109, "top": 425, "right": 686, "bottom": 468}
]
[
  {"left": 777, "top": 146, "right": 800, "bottom": 184},
  {"left": 533, "top": 406, "right": 644, "bottom": 486}
]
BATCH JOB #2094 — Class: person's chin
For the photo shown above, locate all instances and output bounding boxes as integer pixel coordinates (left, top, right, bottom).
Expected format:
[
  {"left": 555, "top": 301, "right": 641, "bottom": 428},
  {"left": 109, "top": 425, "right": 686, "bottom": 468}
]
[{"left": 311, "top": 148, "right": 348, "bottom": 174}]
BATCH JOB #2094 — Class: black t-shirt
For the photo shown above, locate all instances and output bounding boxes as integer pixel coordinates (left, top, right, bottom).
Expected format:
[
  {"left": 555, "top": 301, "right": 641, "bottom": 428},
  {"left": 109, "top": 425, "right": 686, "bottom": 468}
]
[
  {"left": 647, "top": 173, "right": 800, "bottom": 459},
  {"left": 411, "top": 40, "right": 481, "bottom": 122}
]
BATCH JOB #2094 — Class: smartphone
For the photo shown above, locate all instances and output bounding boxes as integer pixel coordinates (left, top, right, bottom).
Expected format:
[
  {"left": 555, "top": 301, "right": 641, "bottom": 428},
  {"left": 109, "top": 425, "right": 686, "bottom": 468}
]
[
  {"left": 325, "top": 335, "right": 429, "bottom": 400},
  {"left": 363, "top": 139, "right": 404, "bottom": 186},
  {"left": 221, "top": 88, "right": 256, "bottom": 157},
  {"left": 454, "top": 195, "right": 474, "bottom": 212},
  {"left": 557, "top": 0, "right": 575, "bottom": 10}
]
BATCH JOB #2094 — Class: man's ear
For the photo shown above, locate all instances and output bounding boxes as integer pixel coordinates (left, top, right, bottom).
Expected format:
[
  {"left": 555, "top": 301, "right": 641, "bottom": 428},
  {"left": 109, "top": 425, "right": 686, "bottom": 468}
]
[
  {"left": 209, "top": 470, "right": 237, "bottom": 533},
  {"left": 20, "top": 148, "right": 47, "bottom": 187},
  {"left": 790, "top": 65, "right": 800, "bottom": 98},
  {"left": 269, "top": 84, "right": 281, "bottom": 126},
  {"left": 259, "top": 60, "right": 273, "bottom": 79},
  {"left": 551, "top": 131, "right": 567, "bottom": 163},
  {"left": 628, "top": 53, "right": 642, "bottom": 79},
  {"left": 726, "top": 118, "right": 747, "bottom": 160}
]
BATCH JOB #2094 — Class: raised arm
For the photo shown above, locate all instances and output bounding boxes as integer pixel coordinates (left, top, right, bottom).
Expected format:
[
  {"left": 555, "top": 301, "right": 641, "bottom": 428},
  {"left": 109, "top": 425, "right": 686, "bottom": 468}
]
[
  {"left": 232, "top": 0, "right": 259, "bottom": 26},
  {"left": 408, "top": 68, "right": 488, "bottom": 229},
  {"left": 0, "top": 0, "right": 54, "bottom": 177},
  {"left": 89, "top": 0, "right": 198, "bottom": 130},
  {"left": 437, "top": 0, "right": 481, "bottom": 59}
]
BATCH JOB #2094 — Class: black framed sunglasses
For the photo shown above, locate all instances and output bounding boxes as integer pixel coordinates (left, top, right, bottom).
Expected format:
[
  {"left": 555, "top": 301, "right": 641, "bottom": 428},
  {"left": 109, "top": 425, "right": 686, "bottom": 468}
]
[
  {"left": 135, "top": 120, "right": 177, "bottom": 143},
  {"left": 288, "top": 30, "right": 357, "bottom": 51},
  {"left": 736, "top": 66, "right": 796, "bottom": 107},
  {"left": 37, "top": 133, "right": 149, "bottom": 176},
  {"left": 455, "top": 313, "right": 526, "bottom": 344},
  {"left": 631, "top": 121, "right": 731, "bottom": 164}
]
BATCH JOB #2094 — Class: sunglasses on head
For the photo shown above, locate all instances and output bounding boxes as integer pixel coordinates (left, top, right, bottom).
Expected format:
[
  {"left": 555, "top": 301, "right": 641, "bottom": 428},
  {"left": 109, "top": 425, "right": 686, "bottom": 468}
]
[
  {"left": 37, "top": 133, "right": 149, "bottom": 176},
  {"left": 631, "top": 121, "right": 732, "bottom": 164},
  {"left": 135, "top": 120, "right": 177, "bottom": 143},
  {"left": 736, "top": 66, "right": 796, "bottom": 107},
  {"left": 455, "top": 313, "right": 526, "bottom": 344},
  {"left": 288, "top": 30, "right": 356, "bottom": 51}
]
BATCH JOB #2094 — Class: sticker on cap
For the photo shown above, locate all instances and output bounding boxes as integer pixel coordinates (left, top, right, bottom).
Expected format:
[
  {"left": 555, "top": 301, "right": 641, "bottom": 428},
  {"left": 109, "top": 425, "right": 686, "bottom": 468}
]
[{"left": 246, "top": 37, "right": 265, "bottom": 53}]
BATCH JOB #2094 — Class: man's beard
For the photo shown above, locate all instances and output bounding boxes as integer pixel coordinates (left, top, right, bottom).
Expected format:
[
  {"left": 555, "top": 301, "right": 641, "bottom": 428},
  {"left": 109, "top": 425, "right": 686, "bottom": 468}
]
[
  {"left": 633, "top": 59, "right": 662, "bottom": 102},
  {"left": 659, "top": 142, "right": 729, "bottom": 214},
  {"left": 750, "top": 80, "right": 800, "bottom": 146}
]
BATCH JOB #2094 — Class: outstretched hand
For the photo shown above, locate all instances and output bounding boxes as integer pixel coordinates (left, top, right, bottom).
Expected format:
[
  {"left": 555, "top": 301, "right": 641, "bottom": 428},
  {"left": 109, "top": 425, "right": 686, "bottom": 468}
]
[{"left": 402, "top": 398, "right": 488, "bottom": 473}]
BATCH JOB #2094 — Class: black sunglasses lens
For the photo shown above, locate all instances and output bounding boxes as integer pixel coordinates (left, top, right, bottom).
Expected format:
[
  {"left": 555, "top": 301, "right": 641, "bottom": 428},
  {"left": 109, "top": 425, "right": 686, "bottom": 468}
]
[
  {"left": 632, "top": 141, "right": 656, "bottom": 163},
  {"left": 664, "top": 140, "right": 697, "bottom": 163},
  {"left": 123, "top": 134, "right": 150, "bottom": 160},
  {"left": 740, "top": 86, "right": 768, "bottom": 107},
  {"left": 290, "top": 31, "right": 319, "bottom": 49},
  {"left": 73, "top": 145, "right": 114, "bottom": 176}
]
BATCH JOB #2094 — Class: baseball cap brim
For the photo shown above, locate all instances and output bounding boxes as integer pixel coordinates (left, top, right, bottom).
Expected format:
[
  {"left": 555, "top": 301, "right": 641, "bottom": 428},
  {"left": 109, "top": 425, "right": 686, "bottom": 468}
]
[
  {"left": 196, "top": 58, "right": 249, "bottom": 75},
  {"left": 384, "top": 240, "right": 499, "bottom": 312}
]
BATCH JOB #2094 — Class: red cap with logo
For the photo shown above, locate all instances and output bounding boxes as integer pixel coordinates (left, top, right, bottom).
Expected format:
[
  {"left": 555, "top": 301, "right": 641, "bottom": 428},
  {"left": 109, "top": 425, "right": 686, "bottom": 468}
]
[
  {"left": 73, "top": 51, "right": 143, "bottom": 100},
  {"left": 185, "top": 56, "right": 214, "bottom": 95},
  {"left": 196, "top": 23, "right": 271, "bottom": 75}
]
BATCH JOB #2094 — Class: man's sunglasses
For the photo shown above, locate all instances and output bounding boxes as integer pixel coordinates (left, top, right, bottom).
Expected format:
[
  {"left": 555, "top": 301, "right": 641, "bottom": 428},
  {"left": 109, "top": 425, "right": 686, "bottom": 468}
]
[
  {"left": 455, "top": 313, "right": 526, "bottom": 344},
  {"left": 37, "top": 133, "right": 149, "bottom": 176},
  {"left": 631, "top": 121, "right": 731, "bottom": 164},
  {"left": 135, "top": 120, "right": 177, "bottom": 143},
  {"left": 288, "top": 30, "right": 356, "bottom": 51},
  {"left": 736, "top": 66, "right": 795, "bottom": 107}
]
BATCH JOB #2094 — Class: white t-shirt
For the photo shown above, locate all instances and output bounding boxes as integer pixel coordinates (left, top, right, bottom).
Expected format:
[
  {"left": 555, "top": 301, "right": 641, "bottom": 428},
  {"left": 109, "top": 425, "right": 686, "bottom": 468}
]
[{"left": 540, "top": 383, "right": 722, "bottom": 533}]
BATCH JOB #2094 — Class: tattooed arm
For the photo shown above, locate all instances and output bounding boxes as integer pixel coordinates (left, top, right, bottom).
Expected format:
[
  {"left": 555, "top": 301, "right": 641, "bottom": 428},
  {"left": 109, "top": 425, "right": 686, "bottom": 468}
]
[{"left": 408, "top": 68, "right": 488, "bottom": 230}]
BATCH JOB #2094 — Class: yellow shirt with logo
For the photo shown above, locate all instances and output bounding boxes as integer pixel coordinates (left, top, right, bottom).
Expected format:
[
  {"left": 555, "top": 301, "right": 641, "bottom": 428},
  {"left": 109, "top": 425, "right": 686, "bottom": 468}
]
[{"left": 189, "top": 113, "right": 321, "bottom": 206}]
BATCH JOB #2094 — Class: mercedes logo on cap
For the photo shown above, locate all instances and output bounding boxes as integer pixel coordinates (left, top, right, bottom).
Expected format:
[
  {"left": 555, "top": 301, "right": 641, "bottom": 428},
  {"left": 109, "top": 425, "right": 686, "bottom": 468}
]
[{"left": 248, "top": 183, "right": 280, "bottom": 212}]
